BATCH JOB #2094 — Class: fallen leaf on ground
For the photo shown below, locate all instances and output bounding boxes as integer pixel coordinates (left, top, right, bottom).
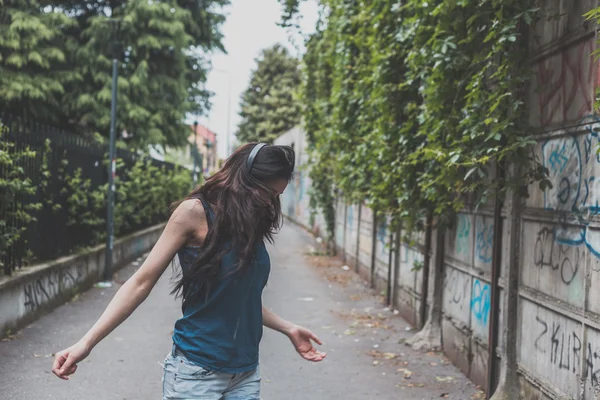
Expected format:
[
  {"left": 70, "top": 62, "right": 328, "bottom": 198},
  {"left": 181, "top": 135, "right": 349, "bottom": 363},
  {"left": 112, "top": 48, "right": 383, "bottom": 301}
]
[
  {"left": 398, "top": 368, "right": 413, "bottom": 379},
  {"left": 436, "top": 376, "right": 455, "bottom": 383}
]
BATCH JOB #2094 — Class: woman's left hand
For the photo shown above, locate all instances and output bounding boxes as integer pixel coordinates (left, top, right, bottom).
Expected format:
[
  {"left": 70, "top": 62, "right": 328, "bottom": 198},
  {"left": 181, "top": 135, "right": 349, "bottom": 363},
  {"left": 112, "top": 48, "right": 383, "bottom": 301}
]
[{"left": 286, "top": 325, "right": 327, "bottom": 362}]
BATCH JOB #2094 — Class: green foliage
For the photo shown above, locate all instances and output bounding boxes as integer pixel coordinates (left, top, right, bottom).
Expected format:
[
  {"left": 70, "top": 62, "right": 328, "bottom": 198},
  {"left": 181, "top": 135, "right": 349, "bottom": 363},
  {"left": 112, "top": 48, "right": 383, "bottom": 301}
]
[
  {"left": 0, "top": 123, "right": 37, "bottom": 265},
  {"left": 61, "top": 157, "right": 192, "bottom": 249},
  {"left": 1, "top": 120, "right": 192, "bottom": 271},
  {"left": 0, "top": 0, "right": 75, "bottom": 122},
  {"left": 0, "top": 124, "right": 53, "bottom": 267},
  {"left": 285, "top": 0, "right": 547, "bottom": 239},
  {"left": 0, "top": 0, "right": 228, "bottom": 148},
  {"left": 237, "top": 44, "right": 302, "bottom": 144},
  {"left": 60, "top": 165, "right": 106, "bottom": 244}
]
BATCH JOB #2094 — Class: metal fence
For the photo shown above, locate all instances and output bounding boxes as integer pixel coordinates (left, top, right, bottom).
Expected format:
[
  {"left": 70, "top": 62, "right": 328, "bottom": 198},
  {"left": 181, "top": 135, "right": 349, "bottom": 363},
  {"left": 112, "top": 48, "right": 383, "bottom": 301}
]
[{"left": 0, "top": 115, "right": 179, "bottom": 276}]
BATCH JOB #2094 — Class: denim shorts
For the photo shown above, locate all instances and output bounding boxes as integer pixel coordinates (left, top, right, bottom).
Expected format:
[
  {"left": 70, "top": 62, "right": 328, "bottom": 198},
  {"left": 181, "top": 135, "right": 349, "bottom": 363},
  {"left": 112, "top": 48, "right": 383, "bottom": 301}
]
[{"left": 162, "top": 346, "right": 261, "bottom": 400}]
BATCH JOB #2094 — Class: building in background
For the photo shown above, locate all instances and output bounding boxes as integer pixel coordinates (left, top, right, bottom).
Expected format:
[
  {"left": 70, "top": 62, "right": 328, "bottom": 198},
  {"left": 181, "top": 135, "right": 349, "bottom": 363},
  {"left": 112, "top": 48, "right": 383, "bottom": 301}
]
[
  {"left": 189, "top": 124, "right": 218, "bottom": 174},
  {"left": 152, "top": 124, "right": 218, "bottom": 176}
]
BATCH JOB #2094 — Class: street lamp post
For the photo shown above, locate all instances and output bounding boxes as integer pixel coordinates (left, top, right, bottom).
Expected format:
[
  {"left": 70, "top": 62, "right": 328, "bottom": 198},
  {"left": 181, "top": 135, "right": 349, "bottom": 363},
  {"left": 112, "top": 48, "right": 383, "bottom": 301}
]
[
  {"left": 192, "top": 120, "right": 198, "bottom": 187},
  {"left": 102, "top": 19, "right": 121, "bottom": 285},
  {"left": 210, "top": 68, "right": 232, "bottom": 156}
]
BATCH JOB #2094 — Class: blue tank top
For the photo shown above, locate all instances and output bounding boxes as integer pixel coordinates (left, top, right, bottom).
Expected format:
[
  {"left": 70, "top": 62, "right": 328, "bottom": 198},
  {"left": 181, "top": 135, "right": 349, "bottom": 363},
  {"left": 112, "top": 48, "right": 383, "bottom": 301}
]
[{"left": 172, "top": 197, "right": 271, "bottom": 373}]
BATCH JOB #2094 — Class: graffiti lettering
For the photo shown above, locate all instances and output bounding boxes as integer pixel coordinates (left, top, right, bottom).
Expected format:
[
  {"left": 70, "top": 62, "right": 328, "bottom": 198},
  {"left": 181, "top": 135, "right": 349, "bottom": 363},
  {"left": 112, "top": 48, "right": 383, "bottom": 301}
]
[
  {"left": 444, "top": 268, "right": 470, "bottom": 309},
  {"left": 471, "top": 279, "right": 490, "bottom": 328},
  {"left": 377, "top": 219, "right": 388, "bottom": 255},
  {"left": 455, "top": 214, "right": 471, "bottom": 257},
  {"left": 534, "top": 227, "right": 580, "bottom": 285},
  {"left": 535, "top": 316, "right": 580, "bottom": 380},
  {"left": 475, "top": 218, "right": 493, "bottom": 264},
  {"left": 540, "top": 116, "right": 600, "bottom": 266},
  {"left": 535, "top": 316, "right": 548, "bottom": 353},
  {"left": 22, "top": 265, "right": 85, "bottom": 312}
]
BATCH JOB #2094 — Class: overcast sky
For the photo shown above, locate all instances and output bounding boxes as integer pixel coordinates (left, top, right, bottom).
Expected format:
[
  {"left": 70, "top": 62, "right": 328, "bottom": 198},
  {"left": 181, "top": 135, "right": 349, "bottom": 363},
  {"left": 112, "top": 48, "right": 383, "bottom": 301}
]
[{"left": 196, "top": 0, "right": 319, "bottom": 159}]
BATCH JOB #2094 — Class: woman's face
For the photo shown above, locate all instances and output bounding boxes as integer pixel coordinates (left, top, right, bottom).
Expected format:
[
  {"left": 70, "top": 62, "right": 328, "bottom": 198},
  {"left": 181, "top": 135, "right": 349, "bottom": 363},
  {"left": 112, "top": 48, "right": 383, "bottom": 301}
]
[{"left": 260, "top": 179, "right": 288, "bottom": 204}]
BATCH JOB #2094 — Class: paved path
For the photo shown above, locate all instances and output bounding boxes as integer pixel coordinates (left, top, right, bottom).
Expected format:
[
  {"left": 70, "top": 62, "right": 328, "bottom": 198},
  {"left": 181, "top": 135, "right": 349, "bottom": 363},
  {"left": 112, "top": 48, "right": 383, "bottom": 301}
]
[{"left": 0, "top": 223, "right": 482, "bottom": 400}]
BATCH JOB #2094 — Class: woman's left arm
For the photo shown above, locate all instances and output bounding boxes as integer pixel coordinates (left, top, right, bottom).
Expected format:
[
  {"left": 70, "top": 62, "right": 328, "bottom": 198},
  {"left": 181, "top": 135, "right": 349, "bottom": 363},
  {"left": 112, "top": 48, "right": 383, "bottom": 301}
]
[{"left": 262, "top": 306, "right": 327, "bottom": 362}]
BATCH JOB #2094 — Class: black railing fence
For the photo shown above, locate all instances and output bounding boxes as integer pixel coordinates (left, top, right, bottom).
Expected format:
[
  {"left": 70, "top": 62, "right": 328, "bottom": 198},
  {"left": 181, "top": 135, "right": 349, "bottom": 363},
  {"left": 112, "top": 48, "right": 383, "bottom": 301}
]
[{"left": 0, "top": 115, "right": 182, "bottom": 276}]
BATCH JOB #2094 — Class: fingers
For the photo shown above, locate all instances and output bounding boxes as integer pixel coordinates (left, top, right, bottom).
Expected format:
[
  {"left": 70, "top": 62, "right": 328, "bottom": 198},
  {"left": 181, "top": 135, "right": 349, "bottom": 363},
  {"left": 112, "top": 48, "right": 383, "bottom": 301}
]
[
  {"left": 52, "top": 353, "right": 69, "bottom": 380},
  {"left": 60, "top": 354, "right": 77, "bottom": 375},
  {"left": 52, "top": 353, "right": 78, "bottom": 380},
  {"left": 52, "top": 352, "right": 66, "bottom": 373},
  {"left": 302, "top": 348, "right": 327, "bottom": 362},
  {"left": 309, "top": 332, "right": 323, "bottom": 346}
]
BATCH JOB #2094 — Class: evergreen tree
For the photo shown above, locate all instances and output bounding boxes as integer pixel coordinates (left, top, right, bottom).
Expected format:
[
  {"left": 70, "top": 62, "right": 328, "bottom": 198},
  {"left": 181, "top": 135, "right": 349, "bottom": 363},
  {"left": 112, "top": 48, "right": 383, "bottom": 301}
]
[
  {"left": 0, "top": 0, "right": 73, "bottom": 120},
  {"left": 237, "top": 44, "right": 301, "bottom": 144},
  {"left": 1, "top": 0, "right": 228, "bottom": 148}
]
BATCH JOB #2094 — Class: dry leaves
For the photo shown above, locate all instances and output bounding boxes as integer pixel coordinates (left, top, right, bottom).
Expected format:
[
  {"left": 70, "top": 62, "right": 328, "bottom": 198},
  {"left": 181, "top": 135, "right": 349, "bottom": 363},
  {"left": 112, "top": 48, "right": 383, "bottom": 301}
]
[{"left": 305, "top": 254, "right": 355, "bottom": 286}]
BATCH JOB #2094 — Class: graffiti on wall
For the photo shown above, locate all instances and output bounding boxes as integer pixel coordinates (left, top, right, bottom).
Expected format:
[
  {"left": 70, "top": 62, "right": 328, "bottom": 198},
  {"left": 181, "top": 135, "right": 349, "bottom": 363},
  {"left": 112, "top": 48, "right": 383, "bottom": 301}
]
[
  {"left": 444, "top": 267, "right": 471, "bottom": 314},
  {"left": 540, "top": 116, "right": 600, "bottom": 271},
  {"left": 535, "top": 38, "right": 598, "bottom": 128},
  {"left": 524, "top": 301, "right": 600, "bottom": 398},
  {"left": 471, "top": 279, "right": 491, "bottom": 329},
  {"left": 455, "top": 214, "right": 471, "bottom": 258},
  {"left": 377, "top": 218, "right": 388, "bottom": 255},
  {"left": 23, "top": 264, "right": 85, "bottom": 312},
  {"left": 475, "top": 217, "right": 494, "bottom": 264},
  {"left": 534, "top": 226, "right": 581, "bottom": 285}
]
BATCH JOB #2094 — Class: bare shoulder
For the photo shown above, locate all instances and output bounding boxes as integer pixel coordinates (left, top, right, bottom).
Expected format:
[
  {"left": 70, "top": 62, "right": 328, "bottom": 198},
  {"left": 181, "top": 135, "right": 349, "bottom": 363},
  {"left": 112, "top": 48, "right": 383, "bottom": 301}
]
[{"left": 168, "top": 199, "right": 207, "bottom": 231}]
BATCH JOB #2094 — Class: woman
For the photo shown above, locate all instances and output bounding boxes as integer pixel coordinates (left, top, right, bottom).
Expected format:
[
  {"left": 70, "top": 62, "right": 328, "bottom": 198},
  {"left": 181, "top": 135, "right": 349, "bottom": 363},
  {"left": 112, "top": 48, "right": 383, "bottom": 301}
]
[{"left": 52, "top": 143, "right": 326, "bottom": 399}]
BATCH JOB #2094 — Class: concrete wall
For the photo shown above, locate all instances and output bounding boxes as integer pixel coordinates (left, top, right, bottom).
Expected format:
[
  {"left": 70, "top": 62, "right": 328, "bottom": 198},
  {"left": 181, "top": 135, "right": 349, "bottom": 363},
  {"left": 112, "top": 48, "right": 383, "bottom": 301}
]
[
  {"left": 518, "top": 1, "right": 600, "bottom": 398},
  {"left": 274, "top": 127, "right": 326, "bottom": 237},
  {"left": 0, "top": 224, "right": 164, "bottom": 337},
  {"left": 277, "top": 2, "right": 600, "bottom": 397}
]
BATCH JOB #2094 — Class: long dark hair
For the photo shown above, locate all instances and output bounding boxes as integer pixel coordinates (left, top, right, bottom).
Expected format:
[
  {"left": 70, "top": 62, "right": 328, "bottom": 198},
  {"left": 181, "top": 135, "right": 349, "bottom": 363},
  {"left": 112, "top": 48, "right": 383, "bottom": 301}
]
[{"left": 171, "top": 143, "right": 295, "bottom": 300}]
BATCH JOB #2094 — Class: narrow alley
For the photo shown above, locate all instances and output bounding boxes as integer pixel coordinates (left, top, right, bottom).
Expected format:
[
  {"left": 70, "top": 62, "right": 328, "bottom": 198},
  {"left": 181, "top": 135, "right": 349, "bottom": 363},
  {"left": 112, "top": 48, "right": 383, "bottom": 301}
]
[{"left": 0, "top": 223, "right": 481, "bottom": 400}]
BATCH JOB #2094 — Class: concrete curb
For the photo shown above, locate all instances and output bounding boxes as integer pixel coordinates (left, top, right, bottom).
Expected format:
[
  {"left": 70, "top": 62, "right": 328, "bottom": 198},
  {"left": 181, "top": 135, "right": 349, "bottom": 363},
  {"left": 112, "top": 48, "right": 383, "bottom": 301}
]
[{"left": 0, "top": 224, "right": 164, "bottom": 337}]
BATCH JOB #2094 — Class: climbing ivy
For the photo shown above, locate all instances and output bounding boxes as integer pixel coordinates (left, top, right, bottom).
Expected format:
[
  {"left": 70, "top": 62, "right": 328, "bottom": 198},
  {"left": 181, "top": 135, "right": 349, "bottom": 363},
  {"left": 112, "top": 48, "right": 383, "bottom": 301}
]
[{"left": 285, "top": 0, "right": 548, "bottom": 239}]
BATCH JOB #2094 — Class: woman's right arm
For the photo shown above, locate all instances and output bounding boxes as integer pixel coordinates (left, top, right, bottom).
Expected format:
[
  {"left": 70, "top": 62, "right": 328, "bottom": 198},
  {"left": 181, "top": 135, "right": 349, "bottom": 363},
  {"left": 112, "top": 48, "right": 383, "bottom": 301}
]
[{"left": 52, "top": 200, "right": 206, "bottom": 380}]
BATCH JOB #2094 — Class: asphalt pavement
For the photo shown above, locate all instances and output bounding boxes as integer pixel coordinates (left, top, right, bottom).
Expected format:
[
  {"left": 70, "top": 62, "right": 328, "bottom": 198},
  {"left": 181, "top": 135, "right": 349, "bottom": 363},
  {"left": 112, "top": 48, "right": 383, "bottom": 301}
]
[{"left": 0, "top": 223, "right": 482, "bottom": 400}]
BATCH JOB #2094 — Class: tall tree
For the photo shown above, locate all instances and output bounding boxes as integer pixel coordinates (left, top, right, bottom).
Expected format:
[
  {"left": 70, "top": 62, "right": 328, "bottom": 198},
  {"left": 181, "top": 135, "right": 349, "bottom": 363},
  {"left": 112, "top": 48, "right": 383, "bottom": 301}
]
[
  {"left": 0, "top": 0, "right": 74, "bottom": 121},
  {"left": 1, "top": 0, "right": 228, "bottom": 148},
  {"left": 236, "top": 44, "right": 301, "bottom": 144}
]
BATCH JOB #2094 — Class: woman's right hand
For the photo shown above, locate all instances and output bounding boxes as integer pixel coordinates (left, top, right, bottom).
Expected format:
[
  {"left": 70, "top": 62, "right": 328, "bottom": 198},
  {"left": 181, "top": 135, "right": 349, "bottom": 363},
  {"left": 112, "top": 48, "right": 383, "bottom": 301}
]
[{"left": 52, "top": 341, "right": 91, "bottom": 380}]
